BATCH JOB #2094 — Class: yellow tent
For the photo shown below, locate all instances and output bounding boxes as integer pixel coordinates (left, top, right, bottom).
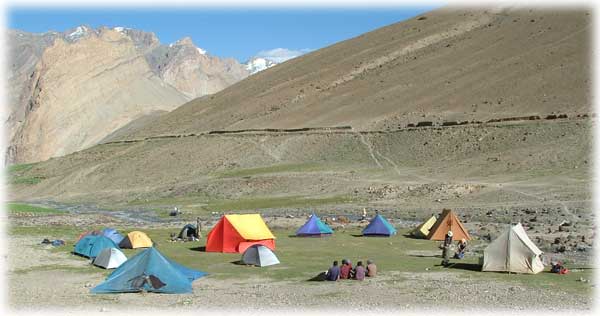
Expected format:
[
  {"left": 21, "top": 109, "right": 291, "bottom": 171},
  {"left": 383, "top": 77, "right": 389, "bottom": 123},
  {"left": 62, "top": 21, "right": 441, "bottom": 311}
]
[
  {"left": 206, "top": 214, "right": 276, "bottom": 253},
  {"left": 119, "top": 231, "right": 153, "bottom": 249},
  {"left": 410, "top": 215, "right": 437, "bottom": 239},
  {"left": 225, "top": 214, "right": 276, "bottom": 240}
]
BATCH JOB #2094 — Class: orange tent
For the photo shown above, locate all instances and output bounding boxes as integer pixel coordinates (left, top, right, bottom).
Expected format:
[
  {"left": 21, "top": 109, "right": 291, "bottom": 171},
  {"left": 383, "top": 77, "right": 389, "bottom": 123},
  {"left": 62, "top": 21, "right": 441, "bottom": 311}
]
[
  {"left": 206, "top": 214, "right": 276, "bottom": 253},
  {"left": 426, "top": 209, "right": 471, "bottom": 241}
]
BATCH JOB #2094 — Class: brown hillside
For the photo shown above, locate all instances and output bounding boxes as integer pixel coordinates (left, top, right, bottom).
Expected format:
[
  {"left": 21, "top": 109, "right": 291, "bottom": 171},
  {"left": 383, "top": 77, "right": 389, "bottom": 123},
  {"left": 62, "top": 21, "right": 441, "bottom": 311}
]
[{"left": 123, "top": 7, "right": 590, "bottom": 140}]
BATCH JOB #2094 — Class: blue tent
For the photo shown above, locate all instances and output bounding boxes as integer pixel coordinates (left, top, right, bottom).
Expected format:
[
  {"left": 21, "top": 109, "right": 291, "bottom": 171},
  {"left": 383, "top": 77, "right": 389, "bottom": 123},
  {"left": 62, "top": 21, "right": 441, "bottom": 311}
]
[
  {"left": 362, "top": 214, "right": 397, "bottom": 237},
  {"left": 74, "top": 235, "right": 119, "bottom": 258},
  {"left": 296, "top": 214, "right": 333, "bottom": 236},
  {"left": 102, "top": 228, "right": 125, "bottom": 244},
  {"left": 91, "top": 247, "right": 207, "bottom": 294}
]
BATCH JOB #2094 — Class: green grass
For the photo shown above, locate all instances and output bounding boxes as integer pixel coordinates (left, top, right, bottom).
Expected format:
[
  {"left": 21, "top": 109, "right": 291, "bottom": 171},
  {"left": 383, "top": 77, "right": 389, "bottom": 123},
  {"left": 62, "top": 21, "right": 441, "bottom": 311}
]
[
  {"left": 6, "top": 203, "right": 65, "bottom": 214},
  {"left": 126, "top": 194, "right": 358, "bottom": 219},
  {"left": 213, "top": 163, "right": 325, "bottom": 178},
  {"left": 8, "top": 226, "right": 593, "bottom": 295},
  {"left": 7, "top": 163, "right": 35, "bottom": 173},
  {"left": 6, "top": 163, "right": 44, "bottom": 185}
]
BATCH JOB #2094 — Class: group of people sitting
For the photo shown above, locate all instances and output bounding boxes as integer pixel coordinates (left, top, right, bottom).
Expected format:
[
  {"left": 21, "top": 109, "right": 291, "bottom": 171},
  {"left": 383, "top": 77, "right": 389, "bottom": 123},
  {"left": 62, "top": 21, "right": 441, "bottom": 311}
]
[{"left": 325, "top": 259, "right": 377, "bottom": 281}]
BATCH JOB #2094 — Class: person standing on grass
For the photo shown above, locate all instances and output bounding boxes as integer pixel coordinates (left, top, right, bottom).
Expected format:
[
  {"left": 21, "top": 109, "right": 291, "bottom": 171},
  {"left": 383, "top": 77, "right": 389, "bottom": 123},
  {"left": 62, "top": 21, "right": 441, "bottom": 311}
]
[
  {"left": 366, "top": 259, "right": 377, "bottom": 277},
  {"left": 326, "top": 260, "right": 341, "bottom": 281},
  {"left": 354, "top": 261, "right": 366, "bottom": 281},
  {"left": 340, "top": 259, "right": 353, "bottom": 279},
  {"left": 442, "top": 231, "right": 453, "bottom": 267}
]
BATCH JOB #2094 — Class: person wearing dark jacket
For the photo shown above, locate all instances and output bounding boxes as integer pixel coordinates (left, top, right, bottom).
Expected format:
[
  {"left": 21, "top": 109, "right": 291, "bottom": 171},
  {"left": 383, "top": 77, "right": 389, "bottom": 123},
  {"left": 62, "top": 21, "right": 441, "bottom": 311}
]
[
  {"left": 442, "top": 231, "right": 453, "bottom": 267},
  {"left": 326, "top": 260, "right": 341, "bottom": 281}
]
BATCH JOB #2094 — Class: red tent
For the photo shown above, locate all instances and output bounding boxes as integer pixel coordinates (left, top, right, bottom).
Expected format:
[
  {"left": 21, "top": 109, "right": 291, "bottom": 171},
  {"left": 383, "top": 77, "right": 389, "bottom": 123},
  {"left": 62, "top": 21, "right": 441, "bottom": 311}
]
[{"left": 206, "top": 214, "right": 276, "bottom": 253}]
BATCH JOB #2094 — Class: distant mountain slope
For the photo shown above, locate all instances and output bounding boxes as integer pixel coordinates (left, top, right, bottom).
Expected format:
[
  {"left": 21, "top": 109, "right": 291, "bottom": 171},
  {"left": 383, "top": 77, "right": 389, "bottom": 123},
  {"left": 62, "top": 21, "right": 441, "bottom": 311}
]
[
  {"left": 121, "top": 8, "right": 590, "bottom": 140},
  {"left": 6, "top": 26, "right": 250, "bottom": 164}
]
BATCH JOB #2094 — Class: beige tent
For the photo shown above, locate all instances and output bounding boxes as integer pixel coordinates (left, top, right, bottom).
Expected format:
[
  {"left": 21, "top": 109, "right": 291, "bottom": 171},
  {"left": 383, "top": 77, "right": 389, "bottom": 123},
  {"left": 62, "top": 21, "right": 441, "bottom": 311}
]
[
  {"left": 409, "top": 215, "right": 437, "bottom": 238},
  {"left": 482, "top": 223, "right": 545, "bottom": 274}
]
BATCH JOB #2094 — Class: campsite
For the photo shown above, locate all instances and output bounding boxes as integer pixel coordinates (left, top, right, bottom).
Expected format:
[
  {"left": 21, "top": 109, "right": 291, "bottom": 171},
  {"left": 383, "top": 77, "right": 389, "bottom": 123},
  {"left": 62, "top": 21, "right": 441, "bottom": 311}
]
[
  {"left": 6, "top": 202, "right": 594, "bottom": 311},
  {"left": 4, "top": 5, "right": 595, "bottom": 313}
]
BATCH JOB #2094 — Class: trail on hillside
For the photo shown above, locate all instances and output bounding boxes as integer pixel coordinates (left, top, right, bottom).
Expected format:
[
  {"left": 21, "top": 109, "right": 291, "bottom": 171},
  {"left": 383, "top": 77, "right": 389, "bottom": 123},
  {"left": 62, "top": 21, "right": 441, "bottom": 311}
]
[{"left": 357, "top": 133, "right": 383, "bottom": 169}]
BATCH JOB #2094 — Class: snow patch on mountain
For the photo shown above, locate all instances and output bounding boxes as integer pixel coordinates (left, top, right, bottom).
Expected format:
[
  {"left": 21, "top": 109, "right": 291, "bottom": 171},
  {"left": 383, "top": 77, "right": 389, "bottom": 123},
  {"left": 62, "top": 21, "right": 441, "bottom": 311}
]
[
  {"left": 66, "top": 26, "right": 89, "bottom": 41},
  {"left": 245, "top": 48, "right": 311, "bottom": 74}
]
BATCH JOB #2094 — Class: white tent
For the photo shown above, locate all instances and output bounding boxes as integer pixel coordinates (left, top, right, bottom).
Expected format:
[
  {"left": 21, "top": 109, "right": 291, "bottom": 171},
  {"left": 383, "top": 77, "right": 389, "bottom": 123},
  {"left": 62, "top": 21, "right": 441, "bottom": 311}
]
[
  {"left": 241, "top": 244, "right": 280, "bottom": 267},
  {"left": 482, "top": 223, "right": 545, "bottom": 274},
  {"left": 92, "top": 247, "right": 127, "bottom": 269}
]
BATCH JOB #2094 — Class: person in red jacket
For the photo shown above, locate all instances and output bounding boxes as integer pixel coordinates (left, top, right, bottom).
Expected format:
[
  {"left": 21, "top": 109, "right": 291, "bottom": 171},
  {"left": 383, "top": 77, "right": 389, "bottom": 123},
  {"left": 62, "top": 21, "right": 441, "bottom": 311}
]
[{"left": 340, "top": 259, "right": 353, "bottom": 279}]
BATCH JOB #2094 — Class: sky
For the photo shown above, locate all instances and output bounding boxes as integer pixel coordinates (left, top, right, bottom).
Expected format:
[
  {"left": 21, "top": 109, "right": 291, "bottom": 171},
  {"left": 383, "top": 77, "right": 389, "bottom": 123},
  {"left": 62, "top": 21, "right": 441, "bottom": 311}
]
[{"left": 7, "top": 6, "right": 442, "bottom": 62}]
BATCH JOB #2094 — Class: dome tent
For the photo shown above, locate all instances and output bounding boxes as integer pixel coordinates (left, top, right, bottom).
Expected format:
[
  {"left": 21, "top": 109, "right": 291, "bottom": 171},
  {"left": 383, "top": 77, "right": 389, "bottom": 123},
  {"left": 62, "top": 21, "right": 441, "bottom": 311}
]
[
  {"left": 93, "top": 247, "right": 127, "bottom": 269},
  {"left": 74, "top": 235, "right": 119, "bottom": 259},
  {"left": 102, "top": 228, "right": 125, "bottom": 244},
  {"left": 241, "top": 244, "right": 280, "bottom": 267},
  {"left": 178, "top": 224, "right": 198, "bottom": 239},
  {"left": 119, "top": 231, "right": 153, "bottom": 249}
]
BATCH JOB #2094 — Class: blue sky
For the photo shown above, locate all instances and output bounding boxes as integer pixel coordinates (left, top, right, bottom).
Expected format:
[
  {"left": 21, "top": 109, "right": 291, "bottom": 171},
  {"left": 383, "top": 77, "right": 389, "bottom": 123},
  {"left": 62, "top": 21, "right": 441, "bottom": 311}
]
[{"left": 8, "top": 6, "right": 442, "bottom": 61}]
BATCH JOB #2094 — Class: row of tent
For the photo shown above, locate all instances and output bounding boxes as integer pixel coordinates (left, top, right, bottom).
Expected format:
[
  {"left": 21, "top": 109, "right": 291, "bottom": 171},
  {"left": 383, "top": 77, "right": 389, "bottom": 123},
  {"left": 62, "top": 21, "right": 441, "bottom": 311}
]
[
  {"left": 204, "top": 213, "right": 399, "bottom": 255},
  {"left": 77, "top": 229, "right": 153, "bottom": 249},
  {"left": 409, "top": 208, "right": 472, "bottom": 241},
  {"left": 409, "top": 209, "right": 544, "bottom": 274},
  {"left": 74, "top": 228, "right": 208, "bottom": 294}
]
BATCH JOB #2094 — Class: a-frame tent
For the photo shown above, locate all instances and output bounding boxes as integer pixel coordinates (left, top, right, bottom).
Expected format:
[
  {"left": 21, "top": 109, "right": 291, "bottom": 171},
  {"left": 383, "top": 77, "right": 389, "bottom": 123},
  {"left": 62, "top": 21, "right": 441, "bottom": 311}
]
[
  {"left": 206, "top": 214, "right": 276, "bottom": 253},
  {"left": 296, "top": 214, "right": 333, "bottom": 237},
  {"left": 482, "top": 223, "right": 545, "bottom": 274},
  {"left": 409, "top": 215, "right": 437, "bottom": 238},
  {"left": 427, "top": 209, "right": 471, "bottom": 241},
  {"left": 362, "top": 214, "right": 397, "bottom": 237}
]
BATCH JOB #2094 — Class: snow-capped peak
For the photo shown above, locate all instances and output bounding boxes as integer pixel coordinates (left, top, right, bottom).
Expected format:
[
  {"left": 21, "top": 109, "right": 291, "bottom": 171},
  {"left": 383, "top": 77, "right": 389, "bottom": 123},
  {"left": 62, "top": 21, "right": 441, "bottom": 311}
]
[
  {"left": 113, "top": 26, "right": 126, "bottom": 33},
  {"left": 245, "top": 57, "right": 277, "bottom": 74},
  {"left": 245, "top": 48, "right": 311, "bottom": 75},
  {"left": 197, "top": 47, "right": 207, "bottom": 55},
  {"left": 66, "top": 25, "right": 89, "bottom": 41}
]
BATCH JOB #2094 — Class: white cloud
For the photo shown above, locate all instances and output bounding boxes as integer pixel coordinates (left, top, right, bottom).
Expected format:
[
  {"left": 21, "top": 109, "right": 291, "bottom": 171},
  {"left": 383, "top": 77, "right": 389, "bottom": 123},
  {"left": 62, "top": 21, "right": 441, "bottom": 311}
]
[{"left": 255, "top": 48, "right": 312, "bottom": 63}]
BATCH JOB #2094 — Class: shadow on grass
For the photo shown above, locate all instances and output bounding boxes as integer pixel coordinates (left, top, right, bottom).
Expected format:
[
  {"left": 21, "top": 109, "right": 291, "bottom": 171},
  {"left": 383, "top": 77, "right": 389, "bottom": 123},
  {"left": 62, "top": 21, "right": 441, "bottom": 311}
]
[
  {"left": 446, "top": 262, "right": 482, "bottom": 272},
  {"left": 307, "top": 272, "right": 327, "bottom": 281},
  {"left": 409, "top": 254, "right": 441, "bottom": 258},
  {"left": 351, "top": 234, "right": 363, "bottom": 237},
  {"left": 231, "top": 260, "right": 248, "bottom": 266},
  {"left": 189, "top": 246, "right": 206, "bottom": 252}
]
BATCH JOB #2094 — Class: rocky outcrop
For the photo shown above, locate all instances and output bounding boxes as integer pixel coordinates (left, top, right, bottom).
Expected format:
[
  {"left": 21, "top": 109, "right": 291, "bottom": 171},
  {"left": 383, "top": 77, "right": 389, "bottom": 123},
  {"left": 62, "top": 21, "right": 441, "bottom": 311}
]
[{"left": 6, "top": 26, "right": 250, "bottom": 164}]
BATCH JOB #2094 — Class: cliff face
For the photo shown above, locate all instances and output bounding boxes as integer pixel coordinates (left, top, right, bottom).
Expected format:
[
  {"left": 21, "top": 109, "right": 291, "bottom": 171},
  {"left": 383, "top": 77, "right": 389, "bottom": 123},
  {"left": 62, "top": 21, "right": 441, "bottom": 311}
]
[{"left": 6, "top": 26, "right": 249, "bottom": 164}]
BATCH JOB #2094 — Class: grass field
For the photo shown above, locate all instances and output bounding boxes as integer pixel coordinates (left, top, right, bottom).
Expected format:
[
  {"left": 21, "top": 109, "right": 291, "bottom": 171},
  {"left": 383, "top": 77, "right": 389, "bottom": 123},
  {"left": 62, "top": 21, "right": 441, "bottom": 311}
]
[
  {"left": 9, "top": 225, "right": 593, "bottom": 295},
  {"left": 6, "top": 203, "right": 65, "bottom": 214}
]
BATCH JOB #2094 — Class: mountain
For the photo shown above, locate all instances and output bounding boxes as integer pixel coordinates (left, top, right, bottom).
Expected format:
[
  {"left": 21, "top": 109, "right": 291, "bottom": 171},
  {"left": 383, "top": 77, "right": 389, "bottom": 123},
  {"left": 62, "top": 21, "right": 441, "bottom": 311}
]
[
  {"left": 5, "top": 26, "right": 250, "bottom": 164},
  {"left": 9, "top": 8, "right": 591, "bottom": 213},
  {"left": 119, "top": 8, "right": 589, "bottom": 140}
]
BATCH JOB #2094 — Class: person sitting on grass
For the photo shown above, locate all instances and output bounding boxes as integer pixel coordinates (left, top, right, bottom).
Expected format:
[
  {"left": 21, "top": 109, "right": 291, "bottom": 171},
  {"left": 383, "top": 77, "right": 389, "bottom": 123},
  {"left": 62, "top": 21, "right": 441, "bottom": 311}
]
[
  {"left": 340, "top": 259, "right": 353, "bottom": 279},
  {"left": 366, "top": 259, "right": 377, "bottom": 277},
  {"left": 354, "top": 261, "right": 366, "bottom": 281},
  {"left": 326, "top": 260, "right": 341, "bottom": 281},
  {"left": 454, "top": 238, "right": 467, "bottom": 259}
]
